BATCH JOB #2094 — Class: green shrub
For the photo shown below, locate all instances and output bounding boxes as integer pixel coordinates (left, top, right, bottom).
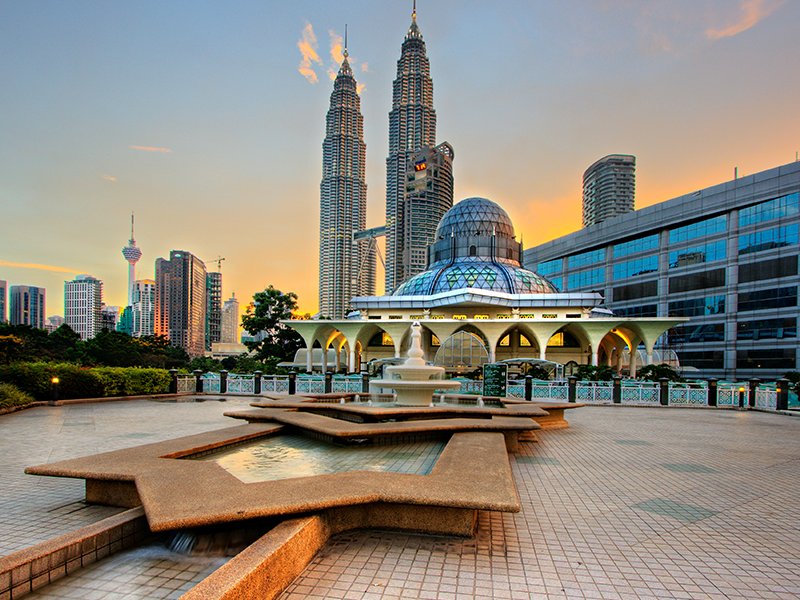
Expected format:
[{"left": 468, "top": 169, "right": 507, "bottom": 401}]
[
  {"left": 0, "top": 382, "right": 35, "bottom": 409},
  {"left": 0, "top": 363, "right": 170, "bottom": 400}
]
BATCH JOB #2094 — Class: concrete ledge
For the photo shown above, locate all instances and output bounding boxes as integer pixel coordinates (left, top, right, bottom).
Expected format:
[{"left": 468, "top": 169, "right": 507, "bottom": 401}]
[
  {"left": 0, "top": 508, "right": 147, "bottom": 599},
  {"left": 183, "top": 504, "right": 477, "bottom": 600}
]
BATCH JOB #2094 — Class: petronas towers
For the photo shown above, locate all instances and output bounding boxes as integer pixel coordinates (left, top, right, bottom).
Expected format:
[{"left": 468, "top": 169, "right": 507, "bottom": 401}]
[{"left": 318, "top": 7, "right": 453, "bottom": 318}]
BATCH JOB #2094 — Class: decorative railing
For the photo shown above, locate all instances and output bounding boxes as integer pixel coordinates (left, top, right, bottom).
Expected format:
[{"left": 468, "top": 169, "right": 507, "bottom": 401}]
[{"left": 173, "top": 372, "right": 789, "bottom": 411}]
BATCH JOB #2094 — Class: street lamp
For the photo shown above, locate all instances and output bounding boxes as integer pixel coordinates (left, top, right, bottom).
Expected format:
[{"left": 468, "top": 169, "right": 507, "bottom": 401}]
[{"left": 51, "top": 377, "right": 60, "bottom": 403}]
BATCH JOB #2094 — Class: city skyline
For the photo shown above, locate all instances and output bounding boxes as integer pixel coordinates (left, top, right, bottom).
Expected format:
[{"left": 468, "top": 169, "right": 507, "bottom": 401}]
[{"left": 1, "top": 1, "right": 799, "bottom": 317}]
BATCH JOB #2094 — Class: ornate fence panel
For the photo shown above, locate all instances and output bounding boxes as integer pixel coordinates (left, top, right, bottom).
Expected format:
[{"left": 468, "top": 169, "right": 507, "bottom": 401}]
[
  {"left": 177, "top": 376, "right": 195, "bottom": 393},
  {"left": 201, "top": 373, "right": 220, "bottom": 393},
  {"left": 620, "top": 383, "right": 660, "bottom": 405},
  {"left": 227, "top": 374, "right": 255, "bottom": 395},
  {"left": 755, "top": 387, "right": 777, "bottom": 410},
  {"left": 259, "top": 377, "right": 289, "bottom": 394},
  {"left": 576, "top": 382, "right": 613, "bottom": 403},
  {"left": 717, "top": 383, "right": 748, "bottom": 407},
  {"left": 668, "top": 384, "right": 708, "bottom": 406},
  {"left": 506, "top": 384, "right": 524, "bottom": 398}
]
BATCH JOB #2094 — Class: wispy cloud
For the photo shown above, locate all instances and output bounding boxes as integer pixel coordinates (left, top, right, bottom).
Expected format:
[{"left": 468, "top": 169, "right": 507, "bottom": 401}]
[
  {"left": 706, "top": 0, "right": 783, "bottom": 40},
  {"left": 0, "top": 260, "right": 81, "bottom": 274},
  {"left": 360, "top": 63, "right": 369, "bottom": 73},
  {"left": 329, "top": 30, "right": 344, "bottom": 64},
  {"left": 128, "top": 145, "right": 172, "bottom": 153},
  {"left": 101, "top": 175, "right": 118, "bottom": 183},
  {"left": 297, "top": 22, "right": 322, "bottom": 83}
]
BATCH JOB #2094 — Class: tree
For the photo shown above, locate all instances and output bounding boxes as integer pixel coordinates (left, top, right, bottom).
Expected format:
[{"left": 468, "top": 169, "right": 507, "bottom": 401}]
[
  {"left": 241, "top": 286, "right": 303, "bottom": 362},
  {"left": 575, "top": 364, "right": 614, "bottom": 381},
  {"left": 0, "top": 335, "right": 24, "bottom": 364},
  {"left": 638, "top": 363, "right": 682, "bottom": 382}
]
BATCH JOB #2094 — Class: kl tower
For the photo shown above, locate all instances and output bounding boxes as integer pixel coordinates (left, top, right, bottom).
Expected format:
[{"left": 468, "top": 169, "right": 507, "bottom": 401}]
[{"left": 121, "top": 213, "right": 142, "bottom": 306}]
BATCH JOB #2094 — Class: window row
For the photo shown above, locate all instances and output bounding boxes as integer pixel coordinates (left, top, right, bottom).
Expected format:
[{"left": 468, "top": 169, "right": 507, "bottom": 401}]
[
  {"left": 737, "top": 317, "right": 797, "bottom": 340},
  {"left": 738, "top": 192, "right": 799, "bottom": 228},
  {"left": 668, "top": 240, "right": 726, "bottom": 269},
  {"left": 738, "top": 224, "right": 799, "bottom": 255},
  {"left": 738, "top": 286, "right": 797, "bottom": 312},
  {"left": 613, "top": 234, "right": 659, "bottom": 258},
  {"left": 567, "top": 248, "right": 605, "bottom": 270},
  {"left": 668, "top": 215, "right": 726, "bottom": 244},
  {"left": 668, "top": 295, "right": 725, "bottom": 317},
  {"left": 567, "top": 267, "right": 604, "bottom": 290},
  {"left": 613, "top": 255, "right": 658, "bottom": 280}
]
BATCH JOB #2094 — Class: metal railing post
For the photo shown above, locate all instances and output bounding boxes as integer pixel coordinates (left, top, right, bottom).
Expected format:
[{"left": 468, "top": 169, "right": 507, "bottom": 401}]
[
  {"left": 193, "top": 370, "right": 203, "bottom": 393},
  {"left": 169, "top": 369, "right": 178, "bottom": 394},
  {"left": 612, "top": 376, "right": 622, "bottom": 404},
  {"left": 707, "top": 378, "right": 717, "bottom": 407},
  {"left": 289, "top": 370, "right": 297, "bottom": 395},
  {"left": 219, "top": 370, "right": 228, "bottom": 394},
  {"left": 253, "top": 371, "right": 262, "bottom": 395},
  {"left": 568, "top": 376, "right": 577, "bottom": 403},
  {"left": 524, "top": 375, "right": 533, "bottom": 401},
  {"left": 776, "top": 378, "right": 790, "bottom": 411},
  {"left": 659, "top": 378, "right": 669, "bottom": 406},
  {"left": 748, "top": 378, "right": 760, "bottom": 408}
]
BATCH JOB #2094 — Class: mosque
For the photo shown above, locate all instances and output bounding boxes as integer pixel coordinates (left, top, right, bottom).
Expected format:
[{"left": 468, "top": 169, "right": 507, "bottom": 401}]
[{"left": 288, "top": 197, "right": 685, "bottom": 377}]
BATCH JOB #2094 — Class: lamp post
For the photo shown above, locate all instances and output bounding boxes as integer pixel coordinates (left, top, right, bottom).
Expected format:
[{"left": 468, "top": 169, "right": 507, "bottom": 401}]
[
  {"left": 50, "top": 376, "right": 60, "bottom": 405},
  {"left": 738, "top": 386, "right": 745, "bottom": 409}
]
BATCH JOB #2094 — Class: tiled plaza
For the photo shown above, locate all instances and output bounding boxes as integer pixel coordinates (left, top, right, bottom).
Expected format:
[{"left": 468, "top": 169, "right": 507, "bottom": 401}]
[{"left": 2, "top": 400, "right": 799, "bottom": 599}]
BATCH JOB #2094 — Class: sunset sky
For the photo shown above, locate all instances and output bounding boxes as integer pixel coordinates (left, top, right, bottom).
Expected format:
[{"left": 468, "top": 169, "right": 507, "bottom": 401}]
[{"left": 1, "top": 0, "right": 799, "bottom": 318}]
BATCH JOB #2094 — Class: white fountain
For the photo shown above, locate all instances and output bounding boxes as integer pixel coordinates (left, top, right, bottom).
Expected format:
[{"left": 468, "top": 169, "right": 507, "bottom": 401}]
[{"left": 369, "top": 322, "right": 461, "bottom": 406}]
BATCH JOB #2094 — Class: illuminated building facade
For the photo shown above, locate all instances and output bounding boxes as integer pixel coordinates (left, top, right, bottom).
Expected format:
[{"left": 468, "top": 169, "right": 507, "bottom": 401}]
[
  {"left": 221, "top": 293, "right": 239, "bottom": 344},
  {"left": 155, "top": 250, "right": 207, "bottom": 356},
  {"left": 131, "top": 279, "right": 155, "bottom": 338},
  {"left": 318, "top": 44, "right": 374, "bottom": 318},
  {"left": 206, "top": 271, "right": 222, "bottom": 349}
]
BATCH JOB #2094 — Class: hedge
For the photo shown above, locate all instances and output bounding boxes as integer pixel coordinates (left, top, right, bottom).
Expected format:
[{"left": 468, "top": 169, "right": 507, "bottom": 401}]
[
  {"left": 0, "top": 382, "right": 35, "bottom": 409},
  {"left": 0, "top": 363, "right": 171, "bottom": 401}
]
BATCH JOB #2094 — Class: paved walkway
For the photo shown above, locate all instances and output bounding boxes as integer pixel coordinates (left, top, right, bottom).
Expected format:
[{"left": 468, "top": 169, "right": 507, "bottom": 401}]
[{"left": 2, "top": 401, "right": 799, "bottom": 599}]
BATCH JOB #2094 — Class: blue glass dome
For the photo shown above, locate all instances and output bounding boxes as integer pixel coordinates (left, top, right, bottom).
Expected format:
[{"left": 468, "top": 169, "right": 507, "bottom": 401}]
[{"left": 394, "top": 197, "right": 558, "bottom": 296}]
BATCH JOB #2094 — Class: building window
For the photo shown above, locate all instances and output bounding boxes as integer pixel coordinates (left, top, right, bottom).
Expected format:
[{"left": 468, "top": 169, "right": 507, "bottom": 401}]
[
  {"left": 738, "top": 224, "right": 799, "bottom": 255},
  {"left": 668, "top": 295, "right": 725, "bottom": 317},
  {"left": 739, "top": 256, "right": 798, "bottom": 283},
  {"left": 738, "top": 287, "right": 797, "bottom": 312},
  {"left": 548, "top": 276, "right": 563, "bottom": 291},
  {"left": 612, "top": 255, "right": 658, "bottom": 279},
  {"left": 738, "top": 192, "right": 799, "bottom": 228},
  {"left": 612, "top": 234, "right": 659, "bottom": 258},
  {"left": 537, "top": 259, "right": 562, "bottom": 277},
  {"left": 614, "top": 304, "right": 657, "bottom": 317},
  {"left": 668, "top": 215, "right": 726, "bottom": 244},
  {"left": 668, "top": 268, "right": 725, "bottom": 293},
  {"left": 567, "top": 248, "right": 605, "bottom": 270},
  {"left": 736, "top": 349, "right": 796, "bottom": 370},
  {"left": 567, "top": 267, "right": 605, "bottom": 289},
  {"left": 679, "top": 350, "right": 724, "bottom": 369},
  {"left": 613, "top": 280, "right": 657, "bottom": 302},
  {"left": 668, "top": 240, "right": 726, "bottom": 269},
  {"left": 668, "top": 323, "right": 725, "bottom": 344},
  {"left": 737, "top": 317, "right": 797, "bottom": 340}
]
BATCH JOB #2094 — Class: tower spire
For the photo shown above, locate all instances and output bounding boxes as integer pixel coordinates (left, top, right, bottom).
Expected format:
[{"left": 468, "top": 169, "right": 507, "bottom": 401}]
[
  {"left": 412, "top": 0, "right": 417, "bottom": 21},
  {"left": 344, "top": 24, "right": 348, "bottom": 58},
  {"left": 130, "top": 212, "right": 136, "bottom": 244}
]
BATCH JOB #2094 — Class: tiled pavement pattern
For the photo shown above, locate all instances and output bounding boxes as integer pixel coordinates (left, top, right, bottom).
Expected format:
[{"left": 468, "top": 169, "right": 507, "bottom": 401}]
[
  {"left": 280, "top": 407, "right": 800, "bottom": 599},
  {"left": 3, "top": 401, "right": 800, "bottom": 599},
  {"left": 195, "top": 433, "right": 446, "bottom": 482},
  {"left": 0, "top": 397, "right": 253, "bottom": 556},
  {"left": 24, "top": 544, "right": 227, "bottom": 600}
]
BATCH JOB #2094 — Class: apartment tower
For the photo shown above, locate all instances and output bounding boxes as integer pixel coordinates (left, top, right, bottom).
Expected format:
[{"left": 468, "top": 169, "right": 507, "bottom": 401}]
[{"left": 155, "top": 251, "right": 207, "bottom": 356}]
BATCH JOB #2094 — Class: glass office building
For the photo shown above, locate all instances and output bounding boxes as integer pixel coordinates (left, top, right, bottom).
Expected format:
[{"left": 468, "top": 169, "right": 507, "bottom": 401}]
[{"left": 524, "top": 161, "right": 800, "bottom": 380}]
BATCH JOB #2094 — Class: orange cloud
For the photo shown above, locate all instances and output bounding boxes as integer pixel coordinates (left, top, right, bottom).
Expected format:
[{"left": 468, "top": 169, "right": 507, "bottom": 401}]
[
  {"left": 128, "top": 145, "right": 172, "bottom": 153},
  {"left": 297, "top": 22, "right": 322, "bottom": 84},
  {"left": 329, "top": 30, "right": 344, "bottom": 64},
  {"left": 706, "top": 0, "right": 783, "bottom": 40},
  {"left": 0, "top": 260, "right": 81, "bottom": 274},
  {"left": 102, "top": 174, "right": 117, "bottom": 183},
  {"left": 360, "top": 62, "right": 369, "bottom": 73}
]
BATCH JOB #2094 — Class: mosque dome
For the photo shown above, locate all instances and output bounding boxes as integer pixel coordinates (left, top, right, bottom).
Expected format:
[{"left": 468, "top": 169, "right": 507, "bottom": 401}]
[{"left": 394, "top": 197, "right": 558, "bottom": 296}]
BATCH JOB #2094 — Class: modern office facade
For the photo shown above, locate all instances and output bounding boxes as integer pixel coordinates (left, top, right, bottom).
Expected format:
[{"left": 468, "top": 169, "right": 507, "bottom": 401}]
[
  {"left": 155, "top": 250, "right": 207, "bottom": 356},
  {"left": 64, "top": 275, "right": 103, "bottom": 340},
  {"left": 525, "top": 160, "right": 800, "bottom": 380},
  {"left": 582, "top": 154, "right": 636, "bottom": 228},
  {"left": 9, "top": 285, "right": 46, "bottom": 329},
  {"left": 384, "top": 7, "right": 453, "bottom": 293},
  {"left": 0, "top": 280, "right": 6, "bottom": 323},
  {"left": 206, "top": 271, "right": 222, "bottom": 349},
  {"left": 318, "top": 47, "right": 374, "bottom": 319}
]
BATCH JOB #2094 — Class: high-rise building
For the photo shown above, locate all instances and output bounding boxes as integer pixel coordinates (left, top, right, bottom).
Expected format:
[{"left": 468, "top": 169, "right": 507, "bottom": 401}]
[
  {"left": 206, "top": 272, "right": 222, "bottom": 349},
  {"left": 0, "top": 280, "right": 6, "bottom": 323},
  {"left": 64, "top": 275, "right": 103, "bottom": 340},
  {"left": 582, "top": 154, "right": 636, "bottom": 228},
  {"left": 100, "top": 305, "right": 120, "bottom": 332},
  {"left": 155, "top": 250, "right": 207, "bottom": 356},
  {"left": 121, "top": 213, "right": 143, "bottom": 306},
  {"left": 318, "top": 41, "right": 374, "bottom": 318},
  {"left": 9, "top": 285, "right": 45, "bottom": 329},
  {"left": 45, "top": 315, "right": 64, "bottom": 333},
  {"left": 130, "top": 279, "right": 155, "bottom": 338},
  {"left": 384, "top": 6, "right": 452, "bottom": 293},
  {"left": 221, "top": 293, "right": 240, "bottom": 344},
  {"left": 401, "top": 143, "right": 455, "bottom": 277}
]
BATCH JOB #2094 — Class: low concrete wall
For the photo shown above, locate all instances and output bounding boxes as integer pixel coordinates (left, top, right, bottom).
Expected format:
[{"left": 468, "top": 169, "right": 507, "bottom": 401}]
[{"left": 0, "top": 508, "right": 148, "bottom": 599}]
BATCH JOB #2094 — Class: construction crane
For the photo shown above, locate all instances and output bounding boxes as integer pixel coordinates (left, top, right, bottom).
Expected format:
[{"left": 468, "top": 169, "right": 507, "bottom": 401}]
[{"left": 203, "top": 256, "right": 226, "bottom": 272}]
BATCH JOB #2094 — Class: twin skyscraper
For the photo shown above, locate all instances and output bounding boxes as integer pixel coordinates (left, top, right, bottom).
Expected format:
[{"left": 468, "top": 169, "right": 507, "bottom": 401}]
[{"left": 318, "top": 7, "right": 454, "bottom": 318}]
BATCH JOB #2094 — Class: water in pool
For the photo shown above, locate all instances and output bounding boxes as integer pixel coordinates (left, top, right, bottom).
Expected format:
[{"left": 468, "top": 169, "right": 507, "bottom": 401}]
[{"left": 192, "top": 434, "right": 445, "bottom": 483}]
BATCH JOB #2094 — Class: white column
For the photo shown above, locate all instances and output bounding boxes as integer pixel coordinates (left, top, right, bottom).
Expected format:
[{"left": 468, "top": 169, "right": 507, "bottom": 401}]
[
  {"left": 306, "top": 346, "right": 313, "bottom": 373},
  {"left": 349, "top": 348, "right": 357, "bottom": 373},
  {"left": 321, "top": 347, "right": 328, "bottom": 373}
]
